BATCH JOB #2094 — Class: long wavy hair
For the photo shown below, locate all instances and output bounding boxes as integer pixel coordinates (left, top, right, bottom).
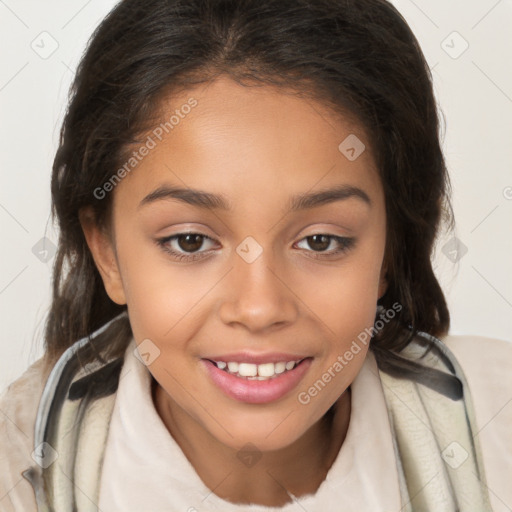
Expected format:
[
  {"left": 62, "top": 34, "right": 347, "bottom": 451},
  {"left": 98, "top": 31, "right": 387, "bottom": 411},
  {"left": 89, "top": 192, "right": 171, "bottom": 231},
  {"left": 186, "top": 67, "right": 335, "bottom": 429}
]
[{"left": 44, "top": 0, "right": 453, "bottom": 370}]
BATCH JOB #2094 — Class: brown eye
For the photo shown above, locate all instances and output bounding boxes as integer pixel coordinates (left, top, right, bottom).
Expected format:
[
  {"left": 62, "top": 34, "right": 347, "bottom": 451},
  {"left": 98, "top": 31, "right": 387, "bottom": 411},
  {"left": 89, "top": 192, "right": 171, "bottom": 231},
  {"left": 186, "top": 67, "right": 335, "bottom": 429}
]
[
  {"left": 295, "top": 234, "right": 356, "bottom": 258},
  {"left": 176, "top": 233, "right": 205, "bottom": 253},
  {"left": 305, "top": 235, "right": 331, "bottom": 252},
  {"left": 156, "top": 232, "right": 218, "bottom": 262}
]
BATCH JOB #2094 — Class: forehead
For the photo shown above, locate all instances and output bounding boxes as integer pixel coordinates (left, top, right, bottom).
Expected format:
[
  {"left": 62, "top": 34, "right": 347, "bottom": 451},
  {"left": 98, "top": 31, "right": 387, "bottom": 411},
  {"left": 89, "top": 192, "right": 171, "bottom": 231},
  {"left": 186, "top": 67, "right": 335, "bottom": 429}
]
[{"left": 114, "top": 75, "right": 383, "bottom": 214}]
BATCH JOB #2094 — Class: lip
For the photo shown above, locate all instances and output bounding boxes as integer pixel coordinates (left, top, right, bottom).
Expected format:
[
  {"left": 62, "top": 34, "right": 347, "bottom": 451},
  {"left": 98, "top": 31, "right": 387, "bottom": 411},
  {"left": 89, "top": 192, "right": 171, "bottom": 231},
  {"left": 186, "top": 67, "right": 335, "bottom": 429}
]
[
  {"left": 201, "top": 357, "right": 313, "bottom": 404},
  {"left": 201, "top": 352, "right": 309, "bottom": 365}
]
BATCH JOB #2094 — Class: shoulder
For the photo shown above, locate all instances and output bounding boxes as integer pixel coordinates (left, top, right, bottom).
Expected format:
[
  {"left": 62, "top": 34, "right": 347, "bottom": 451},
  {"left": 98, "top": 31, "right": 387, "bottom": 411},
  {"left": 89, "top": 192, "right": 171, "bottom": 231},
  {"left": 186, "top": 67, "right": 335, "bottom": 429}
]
[
  {"left": 0, "top": 355, "right": 52, "bottom": 446},
  {"left": 441, "top": 333, "right": 512, "bottom": 512},
  {"left": 439, "top": 333, "right": 512, "bottom": 433},
  {"left": 441, "top": 333, "right": 512, "bottom": 367},
  {"left": 440, "top": 333, "right": 512, "bottom": 403},
  {"left": 0, "top": 356, "right": 52, "bottom": 511}
]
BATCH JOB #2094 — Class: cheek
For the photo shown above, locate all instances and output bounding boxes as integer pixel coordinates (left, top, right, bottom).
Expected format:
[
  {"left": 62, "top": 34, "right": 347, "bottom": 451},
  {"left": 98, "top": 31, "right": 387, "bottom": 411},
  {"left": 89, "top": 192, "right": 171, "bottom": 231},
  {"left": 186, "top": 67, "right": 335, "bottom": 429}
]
[
  {"left": 295, "top": 280, "right": 377, "bottom": 417},
  {"left": 112, "top": 230, "right": 200, "bottom": 344},
  {"left": 293, "top": 240, "right": 384, "bottom": 400},
  {"left": 296, "top": 239, "right": 384, "bottom": 335},
  {"left": 122, "top": 268, "right": 207, "bottom": 350}
]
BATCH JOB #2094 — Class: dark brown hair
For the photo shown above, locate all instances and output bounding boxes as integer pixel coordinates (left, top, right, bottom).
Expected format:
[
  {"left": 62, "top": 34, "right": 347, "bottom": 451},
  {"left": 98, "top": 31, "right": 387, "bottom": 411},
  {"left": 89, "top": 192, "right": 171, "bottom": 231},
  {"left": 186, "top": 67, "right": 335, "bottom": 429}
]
[{"left": 45, "top": 0, "right": 453, "bottom": 368}]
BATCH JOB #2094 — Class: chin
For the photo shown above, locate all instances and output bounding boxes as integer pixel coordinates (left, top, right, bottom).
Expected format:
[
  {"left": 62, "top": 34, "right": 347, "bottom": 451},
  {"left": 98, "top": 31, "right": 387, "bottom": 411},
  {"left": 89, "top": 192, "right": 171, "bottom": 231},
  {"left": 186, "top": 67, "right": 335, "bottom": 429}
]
[{"left": 208, "top": 415, "right": 308, "bottom": 452}]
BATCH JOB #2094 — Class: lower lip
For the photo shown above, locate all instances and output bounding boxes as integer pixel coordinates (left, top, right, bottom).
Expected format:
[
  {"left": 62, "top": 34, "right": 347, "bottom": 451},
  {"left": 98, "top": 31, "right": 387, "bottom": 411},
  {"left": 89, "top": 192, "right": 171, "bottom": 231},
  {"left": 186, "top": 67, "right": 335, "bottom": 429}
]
[{"left": 201, "top": 358, "right": 312, "bottom": 404}]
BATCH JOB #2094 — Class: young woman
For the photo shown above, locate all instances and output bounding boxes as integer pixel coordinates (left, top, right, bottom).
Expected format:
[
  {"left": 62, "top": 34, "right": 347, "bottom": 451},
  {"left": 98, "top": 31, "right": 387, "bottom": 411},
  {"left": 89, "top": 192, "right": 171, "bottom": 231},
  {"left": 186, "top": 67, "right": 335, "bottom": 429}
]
[{"left": 1, "top": 0, "right": 510, "bottom": 510}]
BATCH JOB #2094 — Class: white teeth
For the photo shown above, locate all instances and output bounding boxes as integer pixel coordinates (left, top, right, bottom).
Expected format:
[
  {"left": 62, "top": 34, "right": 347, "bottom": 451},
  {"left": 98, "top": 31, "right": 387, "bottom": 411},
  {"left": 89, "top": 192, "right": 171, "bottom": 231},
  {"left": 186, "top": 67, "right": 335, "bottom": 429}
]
[
  {"left": 238, "top": 363, "right": 257, "bottom": 377},
  {"left": 274, "top": 362, "right": 286, "bottom": 374},
  {"left": 257, "top": 362, "right": 275, "bottom": 377},
  {"left": 227, "top": 362, "right": 239, "bottom": 372},
  {"left": 214, "top": 359, "right": 303, "bottom": 379}
]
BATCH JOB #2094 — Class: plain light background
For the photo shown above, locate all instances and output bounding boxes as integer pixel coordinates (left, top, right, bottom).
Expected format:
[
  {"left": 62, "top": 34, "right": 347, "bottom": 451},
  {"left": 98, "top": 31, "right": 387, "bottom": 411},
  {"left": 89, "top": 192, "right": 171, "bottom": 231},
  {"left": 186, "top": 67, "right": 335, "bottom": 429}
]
[{"left": 0, "top": 0, "right": 511, "bottom": 392}]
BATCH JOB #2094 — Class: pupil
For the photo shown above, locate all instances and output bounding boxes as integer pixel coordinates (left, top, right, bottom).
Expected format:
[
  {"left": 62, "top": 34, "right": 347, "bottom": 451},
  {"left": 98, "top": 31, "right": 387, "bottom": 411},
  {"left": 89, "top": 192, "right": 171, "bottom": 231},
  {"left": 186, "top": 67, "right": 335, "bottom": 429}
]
[
  {"left": 178, "top": 234, "right": 203, "bottom": 252},
  {"left": 309, "top": 235, "right": 329, "bottom": 251}
]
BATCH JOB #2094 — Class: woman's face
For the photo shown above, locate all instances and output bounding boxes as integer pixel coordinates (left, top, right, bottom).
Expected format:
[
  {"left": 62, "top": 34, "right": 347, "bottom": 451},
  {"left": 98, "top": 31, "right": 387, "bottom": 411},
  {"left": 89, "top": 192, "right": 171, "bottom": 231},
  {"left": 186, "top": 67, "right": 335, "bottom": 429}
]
[{"left": 91, "top": 76, "right": 387, "bottom": 452}]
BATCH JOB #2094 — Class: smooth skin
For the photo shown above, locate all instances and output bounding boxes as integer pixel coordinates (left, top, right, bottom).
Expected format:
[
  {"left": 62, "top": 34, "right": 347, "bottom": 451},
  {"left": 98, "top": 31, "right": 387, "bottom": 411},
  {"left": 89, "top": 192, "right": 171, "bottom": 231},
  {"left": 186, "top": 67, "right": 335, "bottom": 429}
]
[{"left": 81, "top": 75, "right": 388, "bottom": 506}]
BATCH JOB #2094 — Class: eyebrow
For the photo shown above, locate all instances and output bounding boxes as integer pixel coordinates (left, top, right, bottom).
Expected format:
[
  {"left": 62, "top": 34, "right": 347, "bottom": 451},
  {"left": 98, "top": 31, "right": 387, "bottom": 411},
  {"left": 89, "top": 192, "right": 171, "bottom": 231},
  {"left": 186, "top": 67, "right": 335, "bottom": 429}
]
[{"left": 139, "top": 184, "right": 371, "bottom": 211}]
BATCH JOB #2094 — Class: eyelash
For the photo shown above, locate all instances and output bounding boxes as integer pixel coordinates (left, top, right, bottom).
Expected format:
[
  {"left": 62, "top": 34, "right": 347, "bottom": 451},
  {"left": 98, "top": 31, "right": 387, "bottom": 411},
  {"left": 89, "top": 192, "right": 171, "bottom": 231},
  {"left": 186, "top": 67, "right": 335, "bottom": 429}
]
[{"left": 156, "top": 232, "right": 356, "bottom": 262}]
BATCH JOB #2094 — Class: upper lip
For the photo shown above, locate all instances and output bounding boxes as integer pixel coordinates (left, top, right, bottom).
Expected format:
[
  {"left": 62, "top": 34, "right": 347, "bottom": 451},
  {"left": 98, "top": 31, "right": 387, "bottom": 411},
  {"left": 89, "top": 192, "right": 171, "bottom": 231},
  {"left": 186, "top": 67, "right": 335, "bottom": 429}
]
[{"left": 202, "top": 352, "right": 311, "bottom": 365}]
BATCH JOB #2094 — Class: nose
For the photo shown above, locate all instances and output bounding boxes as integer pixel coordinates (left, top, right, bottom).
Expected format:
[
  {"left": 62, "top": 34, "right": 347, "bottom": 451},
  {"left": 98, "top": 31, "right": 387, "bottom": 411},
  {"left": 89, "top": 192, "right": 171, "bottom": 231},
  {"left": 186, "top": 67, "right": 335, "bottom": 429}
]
[{"left": 218, "top": 246, "right": 298, "bottom": 333}]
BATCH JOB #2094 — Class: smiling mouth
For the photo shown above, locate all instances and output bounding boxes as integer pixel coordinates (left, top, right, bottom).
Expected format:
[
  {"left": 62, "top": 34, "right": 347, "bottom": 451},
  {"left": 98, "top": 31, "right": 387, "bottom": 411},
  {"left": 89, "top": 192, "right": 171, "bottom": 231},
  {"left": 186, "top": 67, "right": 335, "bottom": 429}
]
[
  {"left": 202, "top": 357, "right": 313, "bottom": 404},
  {"left": 206, "top": 358, "right": 308, "bottom": 380}
]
